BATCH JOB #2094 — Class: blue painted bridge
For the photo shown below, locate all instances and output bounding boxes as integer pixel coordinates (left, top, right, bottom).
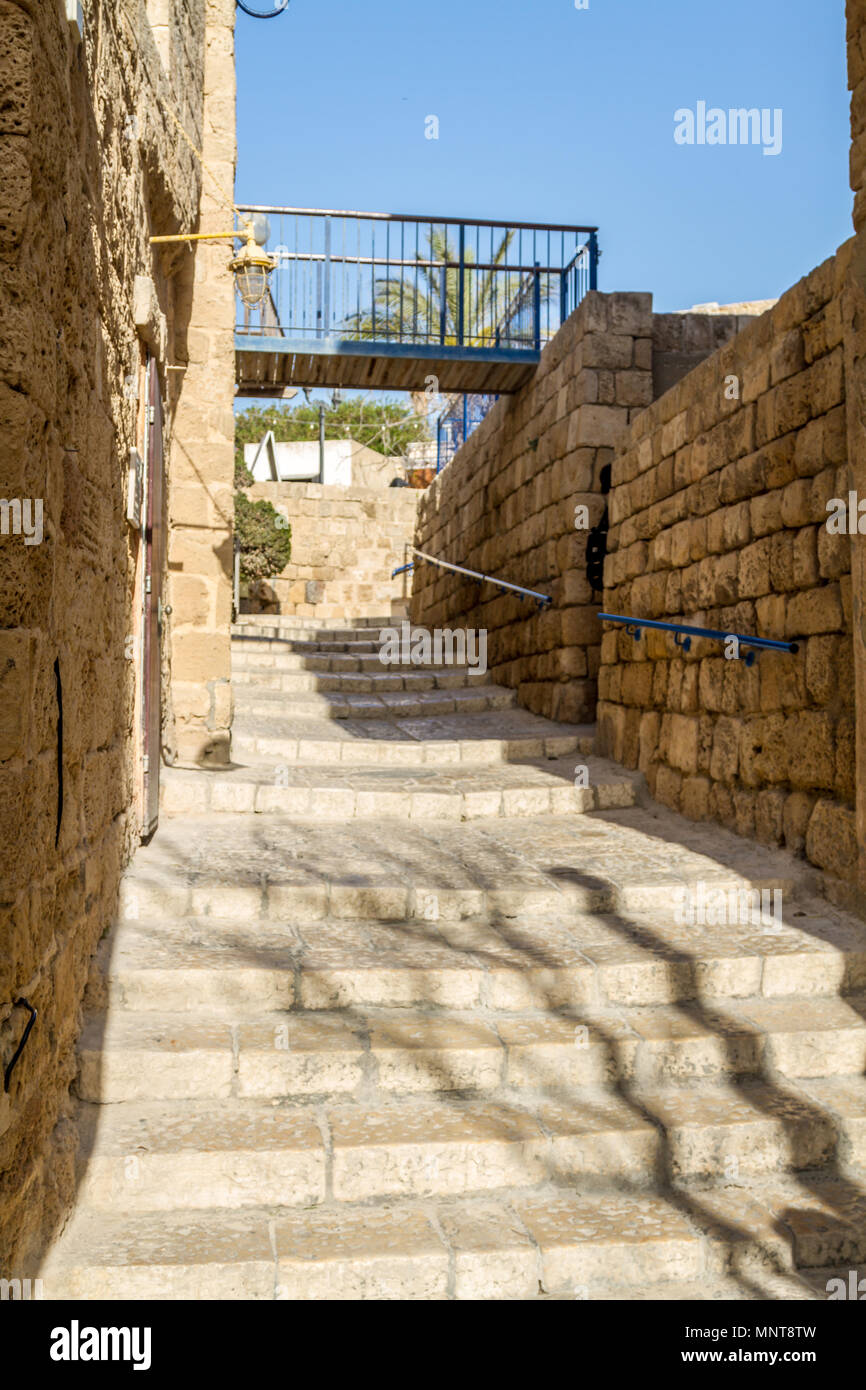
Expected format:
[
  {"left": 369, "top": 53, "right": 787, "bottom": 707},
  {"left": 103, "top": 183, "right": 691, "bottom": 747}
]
[{"left": 234, "top": 206, "right": 598, "bottom": 397}]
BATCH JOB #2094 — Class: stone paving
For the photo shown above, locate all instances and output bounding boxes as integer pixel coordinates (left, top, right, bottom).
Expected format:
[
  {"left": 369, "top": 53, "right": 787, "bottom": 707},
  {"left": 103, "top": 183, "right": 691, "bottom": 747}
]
[{"left": 41, "top": 618, "right": 866, "bottom": 1299}]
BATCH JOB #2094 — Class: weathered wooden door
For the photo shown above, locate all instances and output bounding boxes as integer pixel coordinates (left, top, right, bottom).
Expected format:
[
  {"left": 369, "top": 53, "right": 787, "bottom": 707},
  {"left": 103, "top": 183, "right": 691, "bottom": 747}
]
[{"left": 142, "top": 357, "right": 164, "bottom": 837}]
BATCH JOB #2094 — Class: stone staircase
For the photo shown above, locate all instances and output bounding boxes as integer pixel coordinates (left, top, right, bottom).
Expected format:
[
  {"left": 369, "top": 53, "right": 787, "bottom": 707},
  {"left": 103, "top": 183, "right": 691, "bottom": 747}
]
[{"left": 41, "top": 615, "right": 866, "bottom": 1299}]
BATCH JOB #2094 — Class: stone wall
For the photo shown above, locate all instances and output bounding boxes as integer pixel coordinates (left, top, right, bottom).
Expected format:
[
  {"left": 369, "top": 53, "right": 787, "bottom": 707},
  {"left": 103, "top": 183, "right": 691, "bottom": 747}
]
[
  {"left": 166, "top": 0, "right": 236, "bottom": 766},
  {"left": 598, "top": 247, "right": 857, "bottom": 891},
  {"left": 409, "top": 294, "right": 654, "bottom": 723},
  {"left": 0, "top": 0, "right": 212, "bottom": 1274},
  {"left": 844, "top": 0, "right": 866, "bottom": 897},
  {"left": 409, "top": 295, "right": 756, "bottom": 725},
  {"left": 245, "top": 483, "right": 419, "bottom": 621}
]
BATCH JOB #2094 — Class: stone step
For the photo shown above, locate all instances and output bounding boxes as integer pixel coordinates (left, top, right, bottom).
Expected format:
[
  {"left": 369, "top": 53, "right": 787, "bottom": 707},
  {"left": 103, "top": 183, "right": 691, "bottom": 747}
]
[
  {"left": 117, "top": 809, "right": 811, "bottom": 927},
  {"left": 41, "top": 1179, "right": 866, "bottom": 1300},
  {"left": 230, "top": 664, "right": 492, "bottom": 692},
  {"left": 232, "top": 627, "right": 429, "bottom": 649},
  {"left": 232, "top": 650, "right": 480, "bottom": 674},
  {"left": 98, "top": 904, "right": 866, "bottom": 1015},
  {"left": 73, "top": 1084, "right": 660, "bottom": 1189},
  {"left": 230, "top": 666, "right": 491, "bottom": 694},
  {"left": 233, "top": 616, "right": 396, "bottom": 635},
  {"left": 232, "top": 685, "right": 517, "bottom": 721},
  {"left": 231, "top": 714, "right": 594, "bottom": 766},
  {"left": 233, "top": 636, "right": 395, "bottom": 655},
  {"left": 159, "top": 755, "right": 637, "bottom": 820},
  {"left": 77, "top": 995, "right": 866, "bottom": 1111},
  {"left": 74, "top": 1100, "right": 326, "bottom": 1211}
]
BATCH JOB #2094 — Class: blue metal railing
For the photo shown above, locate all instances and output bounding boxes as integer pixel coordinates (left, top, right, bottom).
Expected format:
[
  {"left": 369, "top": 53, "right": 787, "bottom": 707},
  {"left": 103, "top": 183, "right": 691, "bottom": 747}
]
[
  {"left": 599, "top": 614, "right": 799, "bottom": 667},
  {"left": 393, "top": 548, "right": 552, "bottom": 608},
  {"left": 236, "top": 206, "right": 599, "bottom": 351},
  {"left": 436, "top": 393, "right": 498, "bottom": 472}
]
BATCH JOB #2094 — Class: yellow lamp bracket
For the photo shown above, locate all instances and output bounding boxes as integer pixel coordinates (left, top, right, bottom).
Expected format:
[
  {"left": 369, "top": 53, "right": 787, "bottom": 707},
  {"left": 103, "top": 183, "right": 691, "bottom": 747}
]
[{"left": 149, "top": 219, "right": 275, "bottom": 308}]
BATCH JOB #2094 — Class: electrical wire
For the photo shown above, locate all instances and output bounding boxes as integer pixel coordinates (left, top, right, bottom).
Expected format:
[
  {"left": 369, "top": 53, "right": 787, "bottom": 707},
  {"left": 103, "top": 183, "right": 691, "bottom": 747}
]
[{"left": 236, "top": 0, "right": 291, "bottom": 17}]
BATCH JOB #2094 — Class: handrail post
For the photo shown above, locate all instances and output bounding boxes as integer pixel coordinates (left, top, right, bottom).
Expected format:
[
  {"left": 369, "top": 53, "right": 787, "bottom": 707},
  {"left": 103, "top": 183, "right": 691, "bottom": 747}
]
[
  {"left": 589, "top": 231, "right": 599, "bottom": 292},
  {"left": 439, "top": 250, "right": 447, "bottom": 345},
  {"left": 232, "top": 535, "right": 241, "bottom": 621},
  {"left": 533, "top": 261, "right": 541, "bottom": 350},
  {"left": 457, "top": 223, "right": 465, "bottom": 346},
  {"left": 323, "top": 214, "right": 331, "bottom": 339}
]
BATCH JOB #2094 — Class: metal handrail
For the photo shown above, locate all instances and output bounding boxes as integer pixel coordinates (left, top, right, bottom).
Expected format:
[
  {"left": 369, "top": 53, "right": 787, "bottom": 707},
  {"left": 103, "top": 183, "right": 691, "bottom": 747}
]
[
  {"left": 237, "top": 204, "right": 598, "bottom": 234},
  {"left": 234, "top": 207, "right": 598, "bottom": 348},
  {"left": 599, "top": 613, "right": 799, "bottom": 666},
  {"left": 4, "top": 998, "right": 37, "bottom": 1093},
  {"left": 393, "top": 548, "right": 552, "bottom": 607}
]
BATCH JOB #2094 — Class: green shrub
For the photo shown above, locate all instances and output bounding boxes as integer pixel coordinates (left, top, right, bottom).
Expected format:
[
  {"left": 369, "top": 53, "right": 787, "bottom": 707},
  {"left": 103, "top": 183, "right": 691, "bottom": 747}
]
[{"left": 234, "top": 491, "right": 292, "bottom": 584}]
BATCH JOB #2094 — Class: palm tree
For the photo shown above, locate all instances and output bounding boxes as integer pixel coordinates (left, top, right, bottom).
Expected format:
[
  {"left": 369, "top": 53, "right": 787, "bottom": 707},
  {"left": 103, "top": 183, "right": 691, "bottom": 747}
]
[{"left": 341, "top": 227, "right": 555, "bottom": 348}]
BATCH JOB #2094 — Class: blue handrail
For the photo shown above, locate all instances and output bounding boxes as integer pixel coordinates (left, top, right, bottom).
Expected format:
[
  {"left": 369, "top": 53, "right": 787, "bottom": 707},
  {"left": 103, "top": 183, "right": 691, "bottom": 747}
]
[
  {"left": 392, "top": 548, "right": 552, "bottom": 607},
  {"left": 599, "top": 613, "right": 799, "bottom": 667}
]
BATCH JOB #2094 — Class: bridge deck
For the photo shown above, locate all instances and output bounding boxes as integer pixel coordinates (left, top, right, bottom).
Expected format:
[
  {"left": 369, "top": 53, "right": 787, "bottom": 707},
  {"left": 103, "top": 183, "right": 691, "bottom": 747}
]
[{"left": 235, "top": 334, "right": 540, "bottom": 396}]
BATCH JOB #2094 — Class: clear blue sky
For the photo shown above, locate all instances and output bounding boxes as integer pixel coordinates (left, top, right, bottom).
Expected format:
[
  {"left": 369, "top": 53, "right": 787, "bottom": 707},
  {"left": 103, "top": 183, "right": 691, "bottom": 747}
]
[{"left": 235, "top": 0, "right": 852, "bottom": 314}]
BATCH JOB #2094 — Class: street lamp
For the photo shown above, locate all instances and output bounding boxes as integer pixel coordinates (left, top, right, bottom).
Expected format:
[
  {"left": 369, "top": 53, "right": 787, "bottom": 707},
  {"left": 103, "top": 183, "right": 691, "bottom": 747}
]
[
  {"left": 228, "top": 225, "right": 275, "bottom": 308},
  {"left": 150, "top": 215, "right": 275, "bottom": 308}
]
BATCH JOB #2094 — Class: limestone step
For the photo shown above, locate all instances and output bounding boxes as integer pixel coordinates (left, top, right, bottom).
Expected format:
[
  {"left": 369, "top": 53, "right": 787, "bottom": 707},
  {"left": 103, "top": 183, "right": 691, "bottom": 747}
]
[
  {"left": 232, "top": 650, "right": 481, "bottom": 674},
  {"left": 41, "top": 1179, "right": 866, "bottom": 1300},
  {"left": 230, "top": 666, "right": 491, "bottom": 693},
  {"left": 232, "top": 685, "right": 516, "bottom": 721},
  {"left": 233, "top": 636, "right": 402, "bottom": 655},
  {"left": 118, "top": 809, "right": 811, "bottom": 926},
  {"left": 60, "top": 1061, "right": 866, "bottom": 1203},
  {"left": 72, "top": 1086, "right": 660, "bottom": 1190},
  {"left": 159, "top": 755, "right": 636, "bottom": 820},
  {"left": 76, "top": 995, "right": 866, "bottom": 1118},
  {"left": 231, "top": 711, "right": 594, "bottom": 765},
  {"left": 233, "top": 615, "right": 397, "bottom": 635},
  {"left": 74, "top": 1100, "right": 326, "bottom": 1211},
  {"left": 232, "top": 626, "right": 428, "bottom": 648},
  {"left": 97, "top": 907, "right": 866, "bottom": 1016}
]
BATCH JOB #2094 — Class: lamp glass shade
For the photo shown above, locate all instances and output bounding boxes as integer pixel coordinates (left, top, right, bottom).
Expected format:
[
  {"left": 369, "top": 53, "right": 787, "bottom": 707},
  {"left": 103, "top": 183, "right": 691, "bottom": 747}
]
[{"left": 235, "top": 264, "right": 269, "bottom": 308}]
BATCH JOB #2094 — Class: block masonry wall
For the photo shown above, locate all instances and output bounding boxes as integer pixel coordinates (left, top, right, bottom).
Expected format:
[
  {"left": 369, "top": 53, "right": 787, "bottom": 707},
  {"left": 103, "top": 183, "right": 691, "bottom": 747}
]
[
  {"left": 409, "top": 294, "right": 756, "bottom": 725},
  {"left": 844, "top": 0, "right": 866, "bottom": 898},
  {"left": 598, "top": 247, "right": 857, "bottom": 893},
  {"left": 245, "top": 482, "right": 419, "bottom": 621},
  {"left": 165, "top": 0, "right": 236, "bottom": 766},
  {"left": 409, "top": 293, "right": 655, "bottom": 724},
  {"left": 0, "top": 0, "right": 208, "bottom": 1274}
]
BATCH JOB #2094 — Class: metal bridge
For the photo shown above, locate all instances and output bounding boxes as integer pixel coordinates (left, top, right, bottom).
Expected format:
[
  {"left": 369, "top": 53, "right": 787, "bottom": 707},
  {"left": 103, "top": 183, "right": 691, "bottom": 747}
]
[{"left": 234, "top": 206, "right": 599, "bottom": 398}]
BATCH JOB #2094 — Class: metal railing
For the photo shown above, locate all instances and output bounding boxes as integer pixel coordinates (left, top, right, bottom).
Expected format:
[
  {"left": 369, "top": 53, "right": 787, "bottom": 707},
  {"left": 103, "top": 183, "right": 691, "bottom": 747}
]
[
  {"left": 598, "top": 614, "right": 800, "bottom": 666},
  {"left": 236, "top": 206, "right": 599, "bottom": 350},
  {"left": 436, "top": 393, "right": 498, "bottom": 472},
  {"left": 393, "top": 547, "right": 552, "bottom": 608}
]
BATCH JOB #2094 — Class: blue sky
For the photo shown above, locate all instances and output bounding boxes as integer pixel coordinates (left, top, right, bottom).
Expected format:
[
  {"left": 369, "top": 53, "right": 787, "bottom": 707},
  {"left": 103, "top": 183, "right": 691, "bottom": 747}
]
[{"left": 235, "top": 0, "right": 852, "bottom": 315}]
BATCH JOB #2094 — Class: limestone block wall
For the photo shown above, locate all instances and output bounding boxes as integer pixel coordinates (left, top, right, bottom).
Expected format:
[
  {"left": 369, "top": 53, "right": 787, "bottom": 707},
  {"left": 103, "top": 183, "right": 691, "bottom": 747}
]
[
  {"left": 598, "top": 247, "right": 857, "bottom": 891},
  {"left": 245, "top": 483, "right": 419, "bottom": 621},
  {"left": 850, "top": 0, "right": 866, "bottom": 233},
  {"left": 409, "top": 293, "right": 757, "bottom": 725},
  {"left": 844, "top": 0, "right": 866, "bottom": 900},
  {"left": 166, "top": 0, "right": 236, "bottom": 766},
  {"left": 410, "top": 293, "right": 655, "bottom": 723},
  {"left": 0, "top": 0, "right": 208, "bottom": 1274}
]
